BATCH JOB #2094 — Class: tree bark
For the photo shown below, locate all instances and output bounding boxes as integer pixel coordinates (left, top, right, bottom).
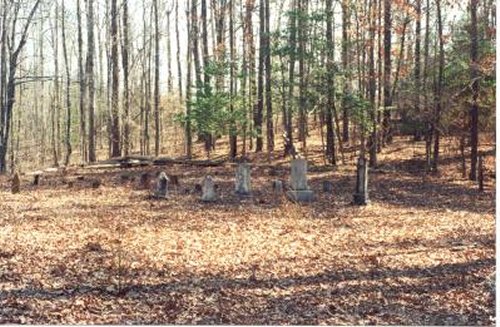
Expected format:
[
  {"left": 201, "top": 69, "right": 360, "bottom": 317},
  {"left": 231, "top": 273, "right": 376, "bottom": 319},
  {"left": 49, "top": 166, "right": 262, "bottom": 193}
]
[{"left": 469, "top": 0, "right": 479, "bottom": 180}]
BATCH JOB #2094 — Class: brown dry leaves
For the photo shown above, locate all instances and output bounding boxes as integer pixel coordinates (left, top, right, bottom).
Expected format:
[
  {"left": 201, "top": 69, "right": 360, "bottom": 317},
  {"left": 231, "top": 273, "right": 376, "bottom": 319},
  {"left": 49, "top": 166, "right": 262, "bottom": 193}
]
[{"left": 0, "top": 136, "right": 495, "bottom": 324}]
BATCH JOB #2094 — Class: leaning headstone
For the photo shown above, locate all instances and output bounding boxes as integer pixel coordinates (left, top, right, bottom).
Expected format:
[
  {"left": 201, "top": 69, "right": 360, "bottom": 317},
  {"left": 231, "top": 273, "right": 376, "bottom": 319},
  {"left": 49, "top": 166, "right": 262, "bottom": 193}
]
[
  {"left": 322, "top": 180, "right": 334, "bottom": 193},
  {"left": 353, "top": 156, "right": 369, "bottom": 205},
  {"left": 235, "top": 163, "right": 251, "bottom": 195},
  {"left": 287, "top": 159, "right": 314, "bottom": 202},
  {"left": 153, "top": 172, "right": 169, "bottom": 199},
  {"left": 201, "top": 175, "right": 217, "bottom": 202},
  {"left": 11, "top": 172, "right": 20, "bottom": 194},
  {"left": 272, "top": 179, "right": 283, "bottom": 194}
]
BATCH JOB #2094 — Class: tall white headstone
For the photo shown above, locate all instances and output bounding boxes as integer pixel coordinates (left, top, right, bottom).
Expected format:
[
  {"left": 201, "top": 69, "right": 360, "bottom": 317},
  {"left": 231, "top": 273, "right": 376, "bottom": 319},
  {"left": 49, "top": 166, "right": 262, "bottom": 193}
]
[
  {"left": 287, "top": 159, "right": 314, "bottom": 202},
  {"left": 201, "top": 175, "right": 217, "bottom": 202},
  {"left": 235, "top": 163, "right": 251, "bottom": 195}
]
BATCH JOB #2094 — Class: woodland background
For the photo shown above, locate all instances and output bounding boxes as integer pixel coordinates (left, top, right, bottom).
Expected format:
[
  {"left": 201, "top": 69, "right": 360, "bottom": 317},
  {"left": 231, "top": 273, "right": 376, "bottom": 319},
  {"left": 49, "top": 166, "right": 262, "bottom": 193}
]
[{"left": 0, "top": 0, "right": 495, "bottom": 175}]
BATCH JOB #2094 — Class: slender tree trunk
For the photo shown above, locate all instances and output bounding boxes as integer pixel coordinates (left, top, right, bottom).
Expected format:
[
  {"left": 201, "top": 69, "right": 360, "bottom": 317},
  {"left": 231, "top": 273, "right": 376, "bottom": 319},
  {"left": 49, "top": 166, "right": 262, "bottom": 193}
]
[
  {"left": 176, "top": 1, "right": 183, "bottom": 98},
  {"left": 185, "top": 1, "right": 193, "bottom": 158},
  {"left": 432, "top": 0, "right": 444, "bottom": 171},
  {"left": 298, "top": 0, "right": 308, "bottom": 152},
  {"left": 414, "top": 0, "right": 422, "bottom": 141},
  {"left": 255, "top": 0, "right": 265, "bottom": 152},
  {"left": 382, "top": 0, "right": 392, "bottom": 145},
  {"left": 77, "top": 0, "right": 87, "bottom": 163},
  {"left": 110, "top": 0, "right": 121, "bottom": 157},
  {"left": 229, "top": 0, "right": 238, "bottom": 158},
  {"left": 62, "top": 0, "right": 72, "bottom": 166},
  {"left": 469, "top": 0, "right": 479, "bottom": 180},
  {"left": 368, "top": 0, "right": 377, "bottom": 167},
  {"left": 341, "top": 0, "right": 350, "bottom": 143},
  {"left": 264, "top": 0, "right": 274, "bottom": 153},
  {"left": 87, "top": 0, "right": 96, "bottom": 162},
  {"left": 51, "top": 2, "right": 60, "bottom": 167},
  {"left": 153, "top": 0, "right": 160, "bottom": 156},
  {"left": 121, "top": 0, "right": 130, "bottom": 156},
  {"left": 325, "top": 0, "right": 336, "bottom": 165},
  {"left": 246, "top": 0, "right": 256, "bottom": 152}
]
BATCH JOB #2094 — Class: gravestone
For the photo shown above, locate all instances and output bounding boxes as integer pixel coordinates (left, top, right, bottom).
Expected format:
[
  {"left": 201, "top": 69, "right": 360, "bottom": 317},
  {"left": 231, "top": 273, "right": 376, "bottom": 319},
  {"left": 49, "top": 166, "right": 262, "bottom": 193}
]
[
  {"left": 353, "top": 156, "right": 369, "bottom": 205},
  {"left": 322, "top": 180, "right": 334, "bottom": 193},
  {"left": 33, "top": 174, "right": 41, "bottom": 186},
  {"left": 153, "top": 172, "right": 169, "bottom": 199},
  {"left": 11, "top": 172, "right": 20, "bottom": 194},
  {"left": 235, "top": 163, "right": 251, "bottom": 195},
  {"left": 272, "top": 179, "right": 283, "bottom": 194},
  {"left": 201, "top": 175, "right": 217, "bottom": 202},
  {"left": 91, "top": 178, "right": 101, "bottom": 189},
  {"left": 287, "top": 159, "right": 314, "bottom": 202},
  {"left": 139, "top": 172, "right": 152, "bottom": 189}
]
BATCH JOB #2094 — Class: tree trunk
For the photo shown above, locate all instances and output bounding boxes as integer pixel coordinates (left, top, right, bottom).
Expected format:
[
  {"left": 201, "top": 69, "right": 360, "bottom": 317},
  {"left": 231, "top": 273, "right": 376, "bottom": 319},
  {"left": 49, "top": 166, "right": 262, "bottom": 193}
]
[
  {"left": 87, "top": 0, "right": 96, "bottom": 162},
  {"left": 62, "top": 0, "right": 72, "bottom": 166},
  {"left": 382, "top": 0, "right": 392, "bottom": 145},
  {"left": 469, "top": 0, "right": 479, "bottom": 180},
  {"left": 153, "top": 0, "right": 160, "bottom": 156},
  {"left": 432, "top": 0, "right": 444, "bottom": 172},
  {"left": 121, "top": 0, "right": 130, "bottom": 156},
  {"left": 368, "top": 0, "right": 377, "bottom": 167},
  {"left": 255, "top": 0, "right": 265, "bottom": 152},
  {"left": 77, "top": 0, "right": 87, "bottom": 163},
  {"left": 265, "top": 0, "right": 274, "bottom": 153},
  {"left": 110, "top": 0, "right": 121, "bottom": 157},
  {"left": 325, "top": 0, "right": 336, "bottom": 165},
  {"left": 341, "top": 0, "right": 350, "bottom": 143}
]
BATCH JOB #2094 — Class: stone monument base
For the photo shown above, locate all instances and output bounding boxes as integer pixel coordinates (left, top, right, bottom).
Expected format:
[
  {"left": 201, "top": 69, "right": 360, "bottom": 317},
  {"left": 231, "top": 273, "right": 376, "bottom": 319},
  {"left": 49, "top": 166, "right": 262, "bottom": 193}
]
[{"left": 287, "top": 189, "right": 314, "bottom": 202}]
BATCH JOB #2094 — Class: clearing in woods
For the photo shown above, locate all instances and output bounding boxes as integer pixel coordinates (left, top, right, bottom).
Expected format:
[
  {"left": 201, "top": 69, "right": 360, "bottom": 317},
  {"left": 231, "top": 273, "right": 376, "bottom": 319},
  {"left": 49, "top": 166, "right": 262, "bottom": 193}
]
[{"left": 0, "top": 135, "right": 495, "bottom": 324}]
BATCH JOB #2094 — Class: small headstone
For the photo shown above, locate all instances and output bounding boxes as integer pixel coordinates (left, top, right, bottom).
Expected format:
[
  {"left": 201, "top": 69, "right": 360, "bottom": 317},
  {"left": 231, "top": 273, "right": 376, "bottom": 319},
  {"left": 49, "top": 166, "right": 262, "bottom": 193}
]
[
  {"left": 235, "top": 163, "right": 251, "bottom": 195},
  {"left": 33, "top": 174, "right": 41, "bottom": 186},
  {"left": 11, "top": 172, "right": 20, "bottom": 194},
  {"left": 153, "top": 172, "right": 169, "bottom": 199},
  {"left": 139, "top": 172, "right": 152, "bottom": 189},
  {"left": 201, "top": 175, "right": 217, "bottom": 202},
  {"left": 322, "top": 180, "right": 334, "bottom": 193},
  {"left": 169, "top": 175, "right": 179, "bottom": 186},
  {"left": 287, "top": 159, "right": 314, "bottom": 202},
  {"left": 353, "top": 156, "right": 369, "bottom": 205},
  {"left": 272, "top": 179, "right": 283, "bottom": 193},
  {"left": 91, "top": 179, "right": 101, "bottom": 189},
  {"left": 120, "top": 173, "right": 132, "bottom": 183}
]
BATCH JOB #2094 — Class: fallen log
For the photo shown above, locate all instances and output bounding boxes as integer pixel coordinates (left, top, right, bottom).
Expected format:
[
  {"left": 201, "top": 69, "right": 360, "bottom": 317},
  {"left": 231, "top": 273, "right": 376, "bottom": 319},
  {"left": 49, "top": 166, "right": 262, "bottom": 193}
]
[
  {"left": 153, "top": 156, "right": 227, "bottom": 167},
  {"left": 84, "top": 156, "right": 227, "bottom": 170}
]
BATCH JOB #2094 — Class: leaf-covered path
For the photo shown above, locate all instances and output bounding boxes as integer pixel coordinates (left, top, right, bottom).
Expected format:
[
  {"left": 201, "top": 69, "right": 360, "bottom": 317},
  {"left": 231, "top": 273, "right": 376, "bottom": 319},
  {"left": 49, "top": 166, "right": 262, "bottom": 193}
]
[{"left": 0, "top": 137, "right": 495, "bottom": 324}]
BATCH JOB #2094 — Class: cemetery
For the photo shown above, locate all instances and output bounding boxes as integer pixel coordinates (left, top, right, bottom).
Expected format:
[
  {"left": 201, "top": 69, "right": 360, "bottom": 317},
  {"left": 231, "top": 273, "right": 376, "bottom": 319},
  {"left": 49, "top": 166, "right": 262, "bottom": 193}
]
[{"left": 0, "top": 136, "right": 495, "bottom": 324}]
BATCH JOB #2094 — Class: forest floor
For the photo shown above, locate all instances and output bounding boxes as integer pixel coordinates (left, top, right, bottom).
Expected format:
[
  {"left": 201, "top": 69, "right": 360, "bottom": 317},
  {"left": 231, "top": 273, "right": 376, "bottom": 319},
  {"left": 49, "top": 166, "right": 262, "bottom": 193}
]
[{"left": 0, "top": 133, "right": 496, "bottom": 324}]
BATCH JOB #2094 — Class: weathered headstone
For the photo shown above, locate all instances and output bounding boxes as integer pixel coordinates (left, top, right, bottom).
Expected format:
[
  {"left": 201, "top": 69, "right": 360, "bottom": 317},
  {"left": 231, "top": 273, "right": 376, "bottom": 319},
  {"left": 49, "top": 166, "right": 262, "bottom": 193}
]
[
  {"left": 33, "top": 174, "right": 41, "bottom": 186},
  {"left": 322, "top": 180, "right": 334, "bottom": 193},
  {"left": 153, "top": 172, "right": 169, "bottom": 199},
  {"left": 235, "top": 163, "right": 251, "bottom": 195},
  {"left": 287, "top": 159, "right": 314, "bottom": 202},
  {"left": 201, "top": 175, "right": 217, "bottom": 202},
  {"left": 272, "top": 179, "right": 283, "bottom": 193},
  {"left": 11, "top": 172, "right": 20, "bottom": 194},
  {"left": 139, "top": 172, "right": 152, "bottom": 189},
  {"left": 353, "top": 156, "right": 369, "bottom": 205},
  {"left": 169, "top": 175, "right": 179, "bottom": 186},
  {"left": 91, "top": 178, "right": 101, "bottom": 189}
]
